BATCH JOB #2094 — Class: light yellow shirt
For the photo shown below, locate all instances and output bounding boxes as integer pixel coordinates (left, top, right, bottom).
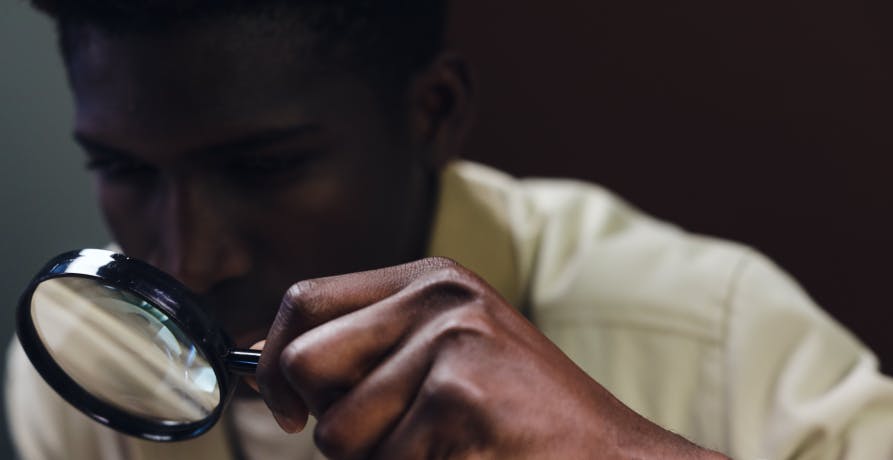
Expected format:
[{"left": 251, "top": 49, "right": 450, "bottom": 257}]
[{"left": 7, "top": 161, "right": 893, "bottom": 459}]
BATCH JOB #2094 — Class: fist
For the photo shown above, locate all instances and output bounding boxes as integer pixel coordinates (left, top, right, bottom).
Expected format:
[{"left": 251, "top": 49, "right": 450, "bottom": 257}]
[{"left": 255, "top": 257, "right": 725, "bottom": 459}]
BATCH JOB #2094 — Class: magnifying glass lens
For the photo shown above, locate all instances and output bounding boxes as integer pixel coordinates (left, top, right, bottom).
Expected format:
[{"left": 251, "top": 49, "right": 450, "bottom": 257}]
[{"left": 30, "top": 277, "right": 221, "bottom": 424}]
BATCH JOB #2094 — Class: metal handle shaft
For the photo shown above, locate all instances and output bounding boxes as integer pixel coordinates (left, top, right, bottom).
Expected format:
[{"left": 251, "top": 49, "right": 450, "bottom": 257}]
[{"left": 225, "top": 349, "right": 261, "bottom": 375}]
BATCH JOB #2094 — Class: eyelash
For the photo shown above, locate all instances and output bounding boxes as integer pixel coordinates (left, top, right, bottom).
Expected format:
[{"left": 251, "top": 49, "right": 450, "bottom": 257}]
[
  {"left": 85, "top": 157, "right": 157, "bottom": 180},
  {"left": 227, "top": 154, "right": 310, "bottom": 175},
  {"left": 83, "top": 151, "right": 317, "bottom": 187},
  {"left": 222, "top": 152, "right": 320, "bottom": 189}
]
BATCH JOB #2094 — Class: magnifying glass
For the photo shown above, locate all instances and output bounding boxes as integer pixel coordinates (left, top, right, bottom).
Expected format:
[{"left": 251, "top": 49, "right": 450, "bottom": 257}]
[{"left": 16, "top": 248, "right": 261, "bottom": 442}]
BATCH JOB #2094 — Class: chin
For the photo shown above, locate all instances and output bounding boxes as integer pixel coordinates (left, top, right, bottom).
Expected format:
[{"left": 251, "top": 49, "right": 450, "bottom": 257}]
[{"left": 201, "top": 290, "right": 280, "bottom": 348}]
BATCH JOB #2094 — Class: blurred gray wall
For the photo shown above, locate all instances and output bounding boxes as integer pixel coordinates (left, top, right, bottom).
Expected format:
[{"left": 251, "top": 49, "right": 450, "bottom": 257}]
[{"left": 0, "top": 2, "right": 109, "bottom": 457}]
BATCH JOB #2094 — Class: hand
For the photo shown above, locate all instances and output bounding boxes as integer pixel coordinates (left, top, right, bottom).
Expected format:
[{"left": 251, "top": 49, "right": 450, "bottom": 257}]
[{"left": 255, "top": 257, "right": 727, "bottom": 459}]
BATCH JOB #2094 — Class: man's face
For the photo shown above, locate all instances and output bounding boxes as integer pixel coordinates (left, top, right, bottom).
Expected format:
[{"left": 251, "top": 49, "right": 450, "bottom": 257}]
[{"left": 66, "top": 18, "right": 435, "bottom": 347}]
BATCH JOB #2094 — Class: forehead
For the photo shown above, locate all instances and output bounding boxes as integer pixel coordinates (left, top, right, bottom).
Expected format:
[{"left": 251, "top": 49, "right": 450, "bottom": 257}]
[{"left": 65, "top": 17, "right": 373, "bottom": 153}]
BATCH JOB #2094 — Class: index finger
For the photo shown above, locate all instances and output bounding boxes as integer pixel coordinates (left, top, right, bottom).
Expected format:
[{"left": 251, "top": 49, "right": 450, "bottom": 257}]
[{"left": 255, "top": 257, "right": 455, "bottom": 432}]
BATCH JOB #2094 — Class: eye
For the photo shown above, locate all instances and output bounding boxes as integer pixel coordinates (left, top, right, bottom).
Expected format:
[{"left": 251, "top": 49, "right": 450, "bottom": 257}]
[
  {"left": 229, "top": 154, "right": 308, "bottom": 174},
  {"left": 224, "top": 152, "right": 316, "bottom": 186},
  {"left": 85, "top": 156, "right": 157, "bottom": 181}
]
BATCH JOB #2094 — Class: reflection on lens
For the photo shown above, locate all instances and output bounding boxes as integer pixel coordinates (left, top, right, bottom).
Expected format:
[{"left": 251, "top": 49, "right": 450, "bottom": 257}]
[{"left": 30, "top": 277, "right": 220, "bottom": 424}]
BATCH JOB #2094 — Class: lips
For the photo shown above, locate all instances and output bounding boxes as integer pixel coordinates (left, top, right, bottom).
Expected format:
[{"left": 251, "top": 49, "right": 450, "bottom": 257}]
[{"left": 197, "top": 285, "right": 281, "bottom": 348}]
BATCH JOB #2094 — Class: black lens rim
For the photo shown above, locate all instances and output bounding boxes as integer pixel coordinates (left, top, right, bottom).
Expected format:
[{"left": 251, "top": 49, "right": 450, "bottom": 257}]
[{"left": 16, "top": 248, "right": 238, "bottom": 442}]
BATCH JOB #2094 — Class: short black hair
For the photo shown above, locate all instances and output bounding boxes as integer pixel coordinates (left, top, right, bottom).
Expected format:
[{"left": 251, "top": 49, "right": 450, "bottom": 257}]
[{"left": 31, "top": 0, "right": 448, "bottom": 92}]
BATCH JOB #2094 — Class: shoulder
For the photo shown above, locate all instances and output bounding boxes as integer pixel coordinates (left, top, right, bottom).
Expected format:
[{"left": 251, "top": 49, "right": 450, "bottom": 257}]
[
  {"left": 446, "top": 166, "right": 758, "bottom": 446},
  {"left": 445, "top": 161, "right": 810, "bottom": 341},
  {"left": 444, "top": 162, "right": 893, "bottom": 456},
  {"left": 514, "top": 174, "right": 750, "bottom": 337}
]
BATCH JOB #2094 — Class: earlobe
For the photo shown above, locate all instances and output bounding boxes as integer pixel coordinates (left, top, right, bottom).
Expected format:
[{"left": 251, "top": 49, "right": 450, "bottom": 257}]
[{"left": 408, "top": 52, "right": 475, "bottom": 170}]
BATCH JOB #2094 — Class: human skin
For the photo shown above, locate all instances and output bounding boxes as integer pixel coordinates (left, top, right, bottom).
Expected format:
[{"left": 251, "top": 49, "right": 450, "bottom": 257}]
[{"left": 65, "top": 14, "right": 728, "bottom": 459}]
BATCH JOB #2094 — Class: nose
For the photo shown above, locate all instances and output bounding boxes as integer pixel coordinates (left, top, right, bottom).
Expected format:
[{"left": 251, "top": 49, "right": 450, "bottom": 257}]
[{"left": 148, "top": 177, "right": 252, "bottom": 294}]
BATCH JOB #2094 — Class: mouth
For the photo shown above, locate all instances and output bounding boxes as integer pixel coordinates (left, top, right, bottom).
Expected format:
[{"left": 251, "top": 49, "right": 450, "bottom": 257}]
[{"left": 196, "top": 290, "right": 279, "bottom": 349}]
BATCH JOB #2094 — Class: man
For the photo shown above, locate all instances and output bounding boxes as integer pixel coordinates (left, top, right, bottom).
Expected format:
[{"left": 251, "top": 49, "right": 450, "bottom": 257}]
[{"left": 6, "top": 1, "right": 892, "bottom": 459}]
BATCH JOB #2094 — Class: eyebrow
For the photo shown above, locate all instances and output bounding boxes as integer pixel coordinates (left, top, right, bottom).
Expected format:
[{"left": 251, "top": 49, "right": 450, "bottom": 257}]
[{"left": 73, "top": 124, "right": 322, "bottom": 160}]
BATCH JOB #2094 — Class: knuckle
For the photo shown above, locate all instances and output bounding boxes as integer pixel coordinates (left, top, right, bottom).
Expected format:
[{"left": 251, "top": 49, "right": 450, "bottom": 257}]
[
  {"left": 422, "top": 275, "right": 479, "bottom": 304},
  {"left": 280, "top": 339, "right": 311, "bottom": 371},
  {"left": 425, "top": 258, "right": 473, "bottom": 284},
  {"left": 419, "top": 255, "right": 461, "bottom": 271},
  {"left": 432, "top": 306, "right": 495, "bottom": 347},
  {"left": 313, "top": 417, "right": 349, "bottom": 458},
  {"left": 282, "top": 280, "right": 317, "bottom": 310},
  {"left": 280, "top": 279, "right": 329, "bottom": 324},
  {"left": 276, "top": 348, "right": 314, "bottom": 399},
  {"left": 279, "top": 339, "right": 317, "bottom": 384},
  {"left": 407, "top": 258, "right": 499, "bottom": 309},
  {"left": 421, "top": 363, "right": 485, "bottom": 408},
  {"left": 280, "top": 338, "right": 347, "bottom": 399},
  {"left": 409, "top": 266, "right": 484, "bottom": 307}
]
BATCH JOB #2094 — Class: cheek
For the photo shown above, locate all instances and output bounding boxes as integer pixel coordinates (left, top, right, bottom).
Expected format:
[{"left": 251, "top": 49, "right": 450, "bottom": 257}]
[
  {"left": 249, "top": 168, "right": 419, "bottom": 276},
  {"left": 254, "top": 177, "right": 381, "bottom": 246}
]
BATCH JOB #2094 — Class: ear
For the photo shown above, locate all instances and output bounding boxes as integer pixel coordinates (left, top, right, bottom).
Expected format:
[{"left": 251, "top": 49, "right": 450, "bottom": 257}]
[{"left": 407, "top": 52, "right": 475, "bottom": 170}]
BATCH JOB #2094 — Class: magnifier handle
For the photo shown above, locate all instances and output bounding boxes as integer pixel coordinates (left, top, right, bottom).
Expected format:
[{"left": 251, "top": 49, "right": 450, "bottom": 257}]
[{"left": 226, "top": 349, "right": 261, "bottom": 375}]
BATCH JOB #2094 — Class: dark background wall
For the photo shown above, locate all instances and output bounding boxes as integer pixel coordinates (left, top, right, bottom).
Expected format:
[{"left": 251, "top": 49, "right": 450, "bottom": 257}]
[
  {"left": 450, "top": 0, "right": 892, "bottom": 373},
  {"left": 1, "top": 0, "right": 890, "bottom": 458},
  {"left": 1, "top": 2, "right": 111, "bottom": 459}
]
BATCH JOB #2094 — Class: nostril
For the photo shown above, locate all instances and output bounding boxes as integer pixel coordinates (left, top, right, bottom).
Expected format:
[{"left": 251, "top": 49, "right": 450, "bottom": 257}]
[
  {"left": 149, "top": 247, "right": 253, "bottom": 295},
  {"left": 172, "top": 271, "right": 214, "bottom": 295},
  {"left": 167, "top": 258, "right": 230, "bottom": 294},
  {"left": 144, "top": 252, "right": 208, "bottom": 293}
]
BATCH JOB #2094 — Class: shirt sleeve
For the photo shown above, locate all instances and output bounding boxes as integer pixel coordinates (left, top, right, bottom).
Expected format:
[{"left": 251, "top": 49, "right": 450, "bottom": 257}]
[{"left": 724, "top": 251, "right": 893, "bottom": 459}]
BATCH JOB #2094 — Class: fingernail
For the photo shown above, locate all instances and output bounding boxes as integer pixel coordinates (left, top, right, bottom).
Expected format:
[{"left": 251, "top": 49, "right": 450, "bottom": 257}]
[
  {"left": 272, "top": 410, "right": 301, "bottom": 433},
  {"left": 243, "top": 376, "right": 259, "bottom": 393}
]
